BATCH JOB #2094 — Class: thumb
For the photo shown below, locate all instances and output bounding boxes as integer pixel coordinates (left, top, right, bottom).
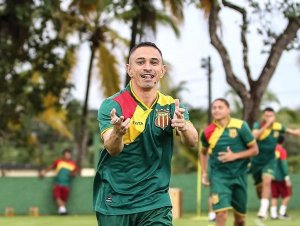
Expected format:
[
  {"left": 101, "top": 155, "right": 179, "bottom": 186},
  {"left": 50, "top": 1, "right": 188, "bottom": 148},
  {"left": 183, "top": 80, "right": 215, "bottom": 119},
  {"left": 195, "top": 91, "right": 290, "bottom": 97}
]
[{"left": 110, "top": 108, "right": 116, "bottom": 118}]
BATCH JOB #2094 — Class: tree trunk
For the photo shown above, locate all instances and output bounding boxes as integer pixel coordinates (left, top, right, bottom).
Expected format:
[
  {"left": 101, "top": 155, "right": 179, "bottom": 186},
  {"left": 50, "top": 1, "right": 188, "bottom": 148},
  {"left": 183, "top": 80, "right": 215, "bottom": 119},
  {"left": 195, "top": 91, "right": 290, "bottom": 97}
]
[
  {"left": 76, "top": 44, "right": 96, "bottom": 173},
  {"left": 208, "top": 1, "right": 300, "bottom": 126},
  {"left": 241, "top": 94, "right": 261, "bottom": 128},
  {"left": 124, "top": 16, "right": 139, "bottom": 87}
]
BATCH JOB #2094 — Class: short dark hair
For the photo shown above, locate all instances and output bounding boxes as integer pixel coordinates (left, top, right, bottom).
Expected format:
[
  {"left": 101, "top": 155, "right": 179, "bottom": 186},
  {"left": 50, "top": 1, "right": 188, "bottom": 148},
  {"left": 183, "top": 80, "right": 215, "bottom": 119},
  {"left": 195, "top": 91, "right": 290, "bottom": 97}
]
[
  {"left": 263, "top": 107, "right": 275, "bottom": 112},
  {"left": 62, "top": 148, "right": 72, "bottom": 155},
  {"left": 128, "top": 42, "right": 163, "bottom": 62},
  {"left": 278, "top": 135, "right": 285, "bottom": 144},
  {"left": 212, "top": 98, "right": 230, "bottom": 108}
]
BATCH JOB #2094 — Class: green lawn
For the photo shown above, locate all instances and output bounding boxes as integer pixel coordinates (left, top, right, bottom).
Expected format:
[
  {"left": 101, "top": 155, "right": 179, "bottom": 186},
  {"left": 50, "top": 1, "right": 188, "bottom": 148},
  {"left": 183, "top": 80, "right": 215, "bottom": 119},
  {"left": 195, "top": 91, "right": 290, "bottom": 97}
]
[{"left": 0, "top": 211, "right": 299, "bottom": 226}]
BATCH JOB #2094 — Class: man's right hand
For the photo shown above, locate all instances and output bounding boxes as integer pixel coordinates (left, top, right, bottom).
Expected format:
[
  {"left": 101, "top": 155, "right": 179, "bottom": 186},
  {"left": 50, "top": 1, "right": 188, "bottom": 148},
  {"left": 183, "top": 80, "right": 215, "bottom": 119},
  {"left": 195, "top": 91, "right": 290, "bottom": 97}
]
[
  {"left": 265, "top": 115, "right": 275, "bottom": 127},
  {"left": 110, "top": 108, "right": 130, "bottom": 136},
  {"left": 202, "top": 174, "right": 210, "bottom": 187},
  {"left": 38, "top": 170, "right": 45, "bottom": 179}
]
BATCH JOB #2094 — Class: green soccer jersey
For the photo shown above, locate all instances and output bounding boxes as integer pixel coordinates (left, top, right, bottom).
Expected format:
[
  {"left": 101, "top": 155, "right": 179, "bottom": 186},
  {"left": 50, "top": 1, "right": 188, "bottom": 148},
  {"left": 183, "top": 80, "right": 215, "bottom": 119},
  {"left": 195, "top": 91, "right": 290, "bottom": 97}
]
[
  {"left": 93, "top": 82, "right": 190, "bottom": 215},
  {"left": 251, "top": 121, "right": 286, "bottom": 165},
  {"left": 273, "top": 144, "right": 289, "bottom": 181},
  {"left": 201, "top": 118, "right": 255, "bottom": 177},
  {"left": 53, "top": 159, "right": 77, "bottom": 186}
]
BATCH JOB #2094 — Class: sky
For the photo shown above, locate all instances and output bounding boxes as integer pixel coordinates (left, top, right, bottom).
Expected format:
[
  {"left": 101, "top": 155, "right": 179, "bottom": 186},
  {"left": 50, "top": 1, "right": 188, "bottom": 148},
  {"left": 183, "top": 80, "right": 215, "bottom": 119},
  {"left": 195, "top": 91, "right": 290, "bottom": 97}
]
[{"left": 71, "top": 2, "right": 300, "bottom": 111}]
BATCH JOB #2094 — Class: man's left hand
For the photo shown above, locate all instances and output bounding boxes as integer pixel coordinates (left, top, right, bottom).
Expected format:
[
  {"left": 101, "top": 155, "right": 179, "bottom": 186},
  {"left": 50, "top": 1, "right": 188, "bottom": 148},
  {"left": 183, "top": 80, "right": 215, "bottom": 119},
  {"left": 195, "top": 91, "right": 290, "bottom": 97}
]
[
  {"left": 218, "top": 146, "right": 236, "bottom": 163},
  {"left": 171, "top": 99, "right": 187, "bottom": 132}
]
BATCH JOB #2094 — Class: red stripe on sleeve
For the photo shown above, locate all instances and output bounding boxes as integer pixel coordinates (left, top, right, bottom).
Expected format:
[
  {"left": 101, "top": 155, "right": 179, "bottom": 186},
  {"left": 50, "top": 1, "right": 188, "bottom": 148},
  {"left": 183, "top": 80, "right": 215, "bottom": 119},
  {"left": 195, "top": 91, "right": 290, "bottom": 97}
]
[
  {"left": 113, "top": 90, "right": 138, "bottom": 119},
  {"left": 276, "top": 145, "right": 287, "bottom": 160},
  {"left": 204, "top": 124, "right": 217, "bottom": 141}
]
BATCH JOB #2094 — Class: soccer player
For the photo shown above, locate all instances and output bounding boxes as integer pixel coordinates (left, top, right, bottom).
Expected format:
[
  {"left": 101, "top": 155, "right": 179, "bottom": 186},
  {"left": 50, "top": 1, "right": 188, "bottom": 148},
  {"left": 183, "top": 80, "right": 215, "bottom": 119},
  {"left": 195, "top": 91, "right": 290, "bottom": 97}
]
[
  {"left": 250, "top": 107, "right": 300, "bottom": 219},
  {"left": 93, "top": 42, "right": 198, "bottom": 226},
  {"left": 200, "top": 98, "right": 258, "bottom": 226},
  {"left": 270, "top": 135, "right": 292, "bottom": 220},
  {"left": 40, "top": 148, "right": 78, "bottom": 215}
]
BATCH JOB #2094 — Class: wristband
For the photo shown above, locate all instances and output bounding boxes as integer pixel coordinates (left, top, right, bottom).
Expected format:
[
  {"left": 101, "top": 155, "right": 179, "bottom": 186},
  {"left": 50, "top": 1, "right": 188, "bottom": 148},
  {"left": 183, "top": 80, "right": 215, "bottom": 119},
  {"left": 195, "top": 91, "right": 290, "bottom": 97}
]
[{"left": 284, "top": 176, "right": 290, "bottom": 181}]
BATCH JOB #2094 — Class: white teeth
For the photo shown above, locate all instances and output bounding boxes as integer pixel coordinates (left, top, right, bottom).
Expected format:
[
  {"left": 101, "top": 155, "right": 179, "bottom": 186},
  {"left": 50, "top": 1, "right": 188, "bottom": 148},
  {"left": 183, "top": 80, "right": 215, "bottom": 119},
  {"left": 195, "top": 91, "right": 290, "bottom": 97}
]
[{"left": 141, "top": 74, "right": 154, "bottom": 78}]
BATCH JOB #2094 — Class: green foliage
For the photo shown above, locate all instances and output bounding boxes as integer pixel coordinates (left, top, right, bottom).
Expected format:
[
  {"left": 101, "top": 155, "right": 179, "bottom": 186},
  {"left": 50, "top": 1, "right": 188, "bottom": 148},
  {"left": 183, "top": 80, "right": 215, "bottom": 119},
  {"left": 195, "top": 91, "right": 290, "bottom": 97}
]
[
  {"left": 0, "top": 0, "right": 76, "bottom": 143},
  {"left": 288, "top": 155, "right": 300, "bottom": 173},
  {"left": 248, "top": 0, "right": 300, "bottom": 51}
]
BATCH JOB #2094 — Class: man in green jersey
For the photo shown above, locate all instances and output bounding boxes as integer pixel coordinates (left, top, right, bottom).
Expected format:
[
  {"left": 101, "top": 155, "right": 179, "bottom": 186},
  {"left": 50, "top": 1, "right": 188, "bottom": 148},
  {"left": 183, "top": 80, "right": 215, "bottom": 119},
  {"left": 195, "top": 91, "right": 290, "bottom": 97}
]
[
  {"left": 250, "top": 107, "right": 300, "bottom": 219},
  {"left": 200, "top": 98, "right": 258, "bottom": 226},
  {"left": 94, "top": 42, "right": 198, "bottom": 226}
]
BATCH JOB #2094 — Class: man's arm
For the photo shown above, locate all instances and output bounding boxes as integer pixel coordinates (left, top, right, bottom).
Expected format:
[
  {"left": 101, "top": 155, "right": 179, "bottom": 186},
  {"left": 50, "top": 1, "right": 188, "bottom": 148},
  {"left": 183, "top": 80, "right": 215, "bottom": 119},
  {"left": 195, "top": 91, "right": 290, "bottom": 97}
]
[
  {"left": 176, "top": 122, "right": 198, "bottom": 148},
  {"left": 218, "top": 142, "right": 259, "bottom": 163},
  {"left": 39, "top": 164, "right": 55, "bottom": 178},
  {"left": 286, "top": 128, "right": 300, "bottom": 137},
  {"left": 102, "top": 108, "right": 130, "bottom": 156},
  {"left": 200, "top": 147, "right": 210, "bottom": 186},
  {"left": 252, "top": 121, "right": 274, "bottom": 139},
  {"left": 171, "top": 99, "right": 198, "bottom": 148}
]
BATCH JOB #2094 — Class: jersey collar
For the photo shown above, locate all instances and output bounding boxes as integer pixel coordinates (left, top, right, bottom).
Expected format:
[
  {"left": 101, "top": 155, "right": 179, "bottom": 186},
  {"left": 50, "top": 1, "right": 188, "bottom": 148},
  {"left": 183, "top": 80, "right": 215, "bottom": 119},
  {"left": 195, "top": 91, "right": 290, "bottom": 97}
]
[{"left": 129, "top": 81, "right": 159, "bottom": 110}]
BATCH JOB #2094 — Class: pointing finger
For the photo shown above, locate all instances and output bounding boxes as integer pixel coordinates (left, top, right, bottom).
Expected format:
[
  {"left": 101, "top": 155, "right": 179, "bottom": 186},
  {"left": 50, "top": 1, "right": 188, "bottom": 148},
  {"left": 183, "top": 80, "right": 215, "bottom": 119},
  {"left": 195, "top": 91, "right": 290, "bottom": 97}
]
[{"left": 175, "top": 99, "right": 180, "bottom": 110}]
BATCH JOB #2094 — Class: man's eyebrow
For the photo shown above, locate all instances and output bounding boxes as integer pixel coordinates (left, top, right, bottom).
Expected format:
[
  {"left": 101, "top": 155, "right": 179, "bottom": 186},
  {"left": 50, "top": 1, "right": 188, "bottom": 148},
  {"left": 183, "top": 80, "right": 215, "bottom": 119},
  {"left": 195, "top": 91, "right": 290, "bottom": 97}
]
[{"left": 135, "top": 57, "right": 160, "bottom": 61}]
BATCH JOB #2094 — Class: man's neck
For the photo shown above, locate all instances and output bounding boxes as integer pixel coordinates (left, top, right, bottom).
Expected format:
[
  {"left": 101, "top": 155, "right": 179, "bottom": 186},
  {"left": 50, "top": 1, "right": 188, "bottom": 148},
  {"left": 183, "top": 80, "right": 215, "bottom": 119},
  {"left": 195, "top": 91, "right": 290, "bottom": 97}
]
[
  {"left": 216, "top": 117, "right": 230, "bottom": 128},
  {"left": 131, "top": 83, "right": 158, "bottom": 108}
]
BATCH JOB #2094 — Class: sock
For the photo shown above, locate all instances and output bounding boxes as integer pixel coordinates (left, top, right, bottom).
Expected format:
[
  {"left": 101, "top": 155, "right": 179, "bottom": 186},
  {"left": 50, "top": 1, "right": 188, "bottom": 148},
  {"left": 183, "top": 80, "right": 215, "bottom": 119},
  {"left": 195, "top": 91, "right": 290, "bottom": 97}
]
[
  {"left": 58, "top": 206, "right": 67, "bottom": 214},
  {"left": 208, "top": 211, "right": 216, "bottom": 220},
  {"left": 258, "top": 199, "right": 269, "bottom": 216},
  {"left": 279, "top": 205, "right": 287, "bottom": 216},
  {"left": 270, "top": 206, "right": 277, "bottom": 218}
]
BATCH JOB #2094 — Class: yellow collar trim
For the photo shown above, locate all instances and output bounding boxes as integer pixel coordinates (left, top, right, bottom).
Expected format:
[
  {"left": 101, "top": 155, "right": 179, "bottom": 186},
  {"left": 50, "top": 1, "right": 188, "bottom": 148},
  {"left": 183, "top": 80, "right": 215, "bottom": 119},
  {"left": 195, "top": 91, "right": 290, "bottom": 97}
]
[{"left": 129, "top": 81, "right": 158, "bottom": 110}]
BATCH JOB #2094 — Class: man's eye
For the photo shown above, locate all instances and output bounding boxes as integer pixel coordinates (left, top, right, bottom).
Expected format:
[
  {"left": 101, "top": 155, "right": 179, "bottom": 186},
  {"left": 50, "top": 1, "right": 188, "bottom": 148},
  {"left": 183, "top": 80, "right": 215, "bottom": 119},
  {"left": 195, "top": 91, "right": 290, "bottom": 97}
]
[
  {"left": 151, "top": 61, "right": 159, "bottom": 65},
  {"left": 136, "top": 61, "right": 144, "bottom": 65}
]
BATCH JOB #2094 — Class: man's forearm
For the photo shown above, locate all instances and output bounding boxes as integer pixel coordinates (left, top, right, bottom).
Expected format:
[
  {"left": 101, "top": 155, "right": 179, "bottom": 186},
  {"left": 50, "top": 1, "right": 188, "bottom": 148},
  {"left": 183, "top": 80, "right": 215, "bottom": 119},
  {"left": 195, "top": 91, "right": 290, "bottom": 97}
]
[
  {"left": 104, "top": 129, "right": 124, "bottom": 156},
  {"left": 178, "top": 122, "right": 198, "bottom": 147},
  {"left": 234, "top": 144, "right": 258, "bottom": 160}
]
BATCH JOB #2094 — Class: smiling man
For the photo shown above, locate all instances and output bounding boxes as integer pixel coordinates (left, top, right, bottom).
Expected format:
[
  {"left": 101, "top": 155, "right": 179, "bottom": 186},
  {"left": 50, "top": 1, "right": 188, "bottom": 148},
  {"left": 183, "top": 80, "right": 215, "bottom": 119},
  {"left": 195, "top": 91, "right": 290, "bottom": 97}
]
[{"left": 93, "top": 42, "right": 198, "bottom": 226}]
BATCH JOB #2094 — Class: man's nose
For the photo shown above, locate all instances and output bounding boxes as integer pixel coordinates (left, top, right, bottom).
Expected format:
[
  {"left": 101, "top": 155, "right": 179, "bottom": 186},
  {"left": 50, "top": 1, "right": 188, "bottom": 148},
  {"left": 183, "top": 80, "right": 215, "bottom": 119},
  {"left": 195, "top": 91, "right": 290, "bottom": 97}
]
[{"left": 143, "top": 62, "right": 152, "bottom": 71}]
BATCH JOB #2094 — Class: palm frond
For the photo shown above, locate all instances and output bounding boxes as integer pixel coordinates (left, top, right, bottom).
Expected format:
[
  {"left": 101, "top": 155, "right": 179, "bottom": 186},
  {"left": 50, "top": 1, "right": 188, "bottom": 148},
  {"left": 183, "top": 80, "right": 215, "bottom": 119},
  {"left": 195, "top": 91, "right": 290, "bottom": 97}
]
[
  {"left": 97, "top": 45, "right": 121, "bottom": 97},
  {"left": 161, "top": 0, "right": 184, "bottom": 22},
  {"left": 155, "top": 11, "right": 181, "bottom": 37}
]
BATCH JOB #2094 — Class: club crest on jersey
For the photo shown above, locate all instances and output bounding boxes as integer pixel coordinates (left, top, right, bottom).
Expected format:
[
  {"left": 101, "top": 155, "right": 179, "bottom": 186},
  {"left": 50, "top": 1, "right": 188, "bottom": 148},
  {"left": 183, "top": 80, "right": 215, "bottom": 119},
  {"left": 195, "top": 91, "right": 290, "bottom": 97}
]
[
  {"left": 229, "top": 129, "right": 237, "bottom": 138},
  {"left": 273, "top": 131, "right": 279, "bottom": 138},
  {"left": 155, "top": 109, "right": 170, "bottom": 129}
]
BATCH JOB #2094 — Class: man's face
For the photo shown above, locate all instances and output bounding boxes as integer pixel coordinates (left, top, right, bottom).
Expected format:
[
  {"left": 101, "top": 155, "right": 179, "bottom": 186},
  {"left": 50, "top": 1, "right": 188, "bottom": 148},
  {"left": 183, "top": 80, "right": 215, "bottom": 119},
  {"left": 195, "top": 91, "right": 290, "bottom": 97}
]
[
  {"left": 211, "top": 100, "right": 230, "bottom": 121},
  {"left": 262, "top": 110, "right": 275, "bottom": 122},
  {"left": 64, "top": 152, "right": 72, "bottom": 160},
  {"left": 126, "top": 46, "right": 166, "bottom": 90}
]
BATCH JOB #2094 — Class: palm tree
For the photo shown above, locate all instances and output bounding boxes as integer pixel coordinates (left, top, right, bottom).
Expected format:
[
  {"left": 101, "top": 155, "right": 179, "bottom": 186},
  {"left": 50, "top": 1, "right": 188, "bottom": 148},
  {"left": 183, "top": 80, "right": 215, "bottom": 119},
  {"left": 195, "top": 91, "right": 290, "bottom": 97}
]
[
  {"left": 116, "top": 0, "right": 184, "bottom": 86},
  {"left": 68, "top": 0, "right": 127, "bottom": 172}
]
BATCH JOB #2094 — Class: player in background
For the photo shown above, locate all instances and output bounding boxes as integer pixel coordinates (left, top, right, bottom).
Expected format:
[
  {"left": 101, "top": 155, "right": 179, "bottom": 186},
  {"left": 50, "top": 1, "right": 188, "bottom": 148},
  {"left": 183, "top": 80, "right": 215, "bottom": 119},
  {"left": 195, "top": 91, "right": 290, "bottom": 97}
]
[
  {"left": 40, "top": 148, "right": 78, "bottom": 215},
  {"left": 270, "top": 135, "right": 292, "bottom": 220},
  {"left": 250, "top": 107, "right": 300, "bottom": 219},
  {"left": 200, "top": 98, "right": 258, "bottom": 226}
]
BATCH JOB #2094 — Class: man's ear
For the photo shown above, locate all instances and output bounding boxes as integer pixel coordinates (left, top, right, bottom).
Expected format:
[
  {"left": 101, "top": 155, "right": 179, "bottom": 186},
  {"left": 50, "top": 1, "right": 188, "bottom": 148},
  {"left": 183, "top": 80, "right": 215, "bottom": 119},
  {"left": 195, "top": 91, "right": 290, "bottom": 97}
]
[
  {"left": 126, "top": 64, "right": 131, "bottom": 77},
  {"left": 160, "top": 65, "right": 166, "bottom": 78}
]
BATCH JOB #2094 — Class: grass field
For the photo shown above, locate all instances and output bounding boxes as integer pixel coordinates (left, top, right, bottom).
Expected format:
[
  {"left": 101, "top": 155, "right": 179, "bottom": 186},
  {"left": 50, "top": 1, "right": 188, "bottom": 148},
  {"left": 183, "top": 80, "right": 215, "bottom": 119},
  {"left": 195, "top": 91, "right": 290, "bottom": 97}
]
[{"left": 0, "top": 211, "right": 299, "bottom": 226}]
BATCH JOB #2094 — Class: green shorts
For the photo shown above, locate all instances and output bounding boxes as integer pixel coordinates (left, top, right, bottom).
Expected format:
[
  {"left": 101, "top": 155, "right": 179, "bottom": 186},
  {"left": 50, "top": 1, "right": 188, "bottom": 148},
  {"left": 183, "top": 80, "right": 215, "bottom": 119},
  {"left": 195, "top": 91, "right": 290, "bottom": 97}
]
[
  {"left": 210, "top": 173, "right": 248, "bottom": 215},
  {"left": 251, "top": 159, "right": 275, "bottom": 186},
  {"left": 96, "top": 207, "right": 173, "bottom": 226}
]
